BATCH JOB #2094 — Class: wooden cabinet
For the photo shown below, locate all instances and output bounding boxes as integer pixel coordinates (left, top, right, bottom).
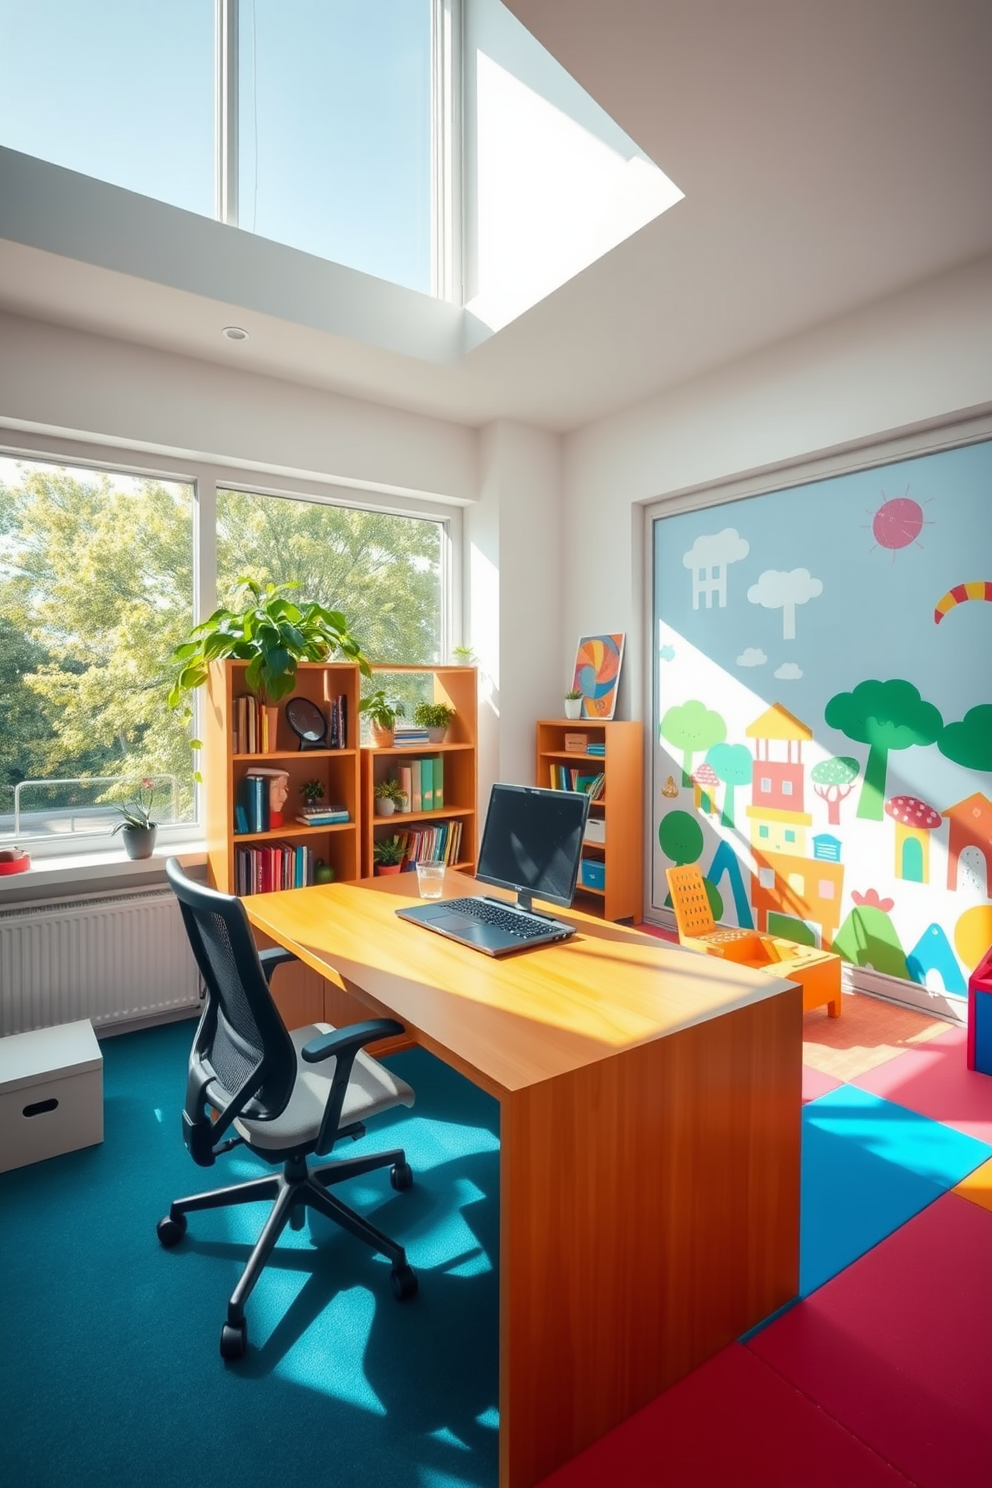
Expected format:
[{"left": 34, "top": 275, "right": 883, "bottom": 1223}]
[
  {"left": 203, "top": 659, "right": 361, "bottom": 896},
  {"left": 361, "top": 665, "right": 478, "bottom": 879},
  {"left": 536, "top": 718, "right": 643, "bottom": 922}
]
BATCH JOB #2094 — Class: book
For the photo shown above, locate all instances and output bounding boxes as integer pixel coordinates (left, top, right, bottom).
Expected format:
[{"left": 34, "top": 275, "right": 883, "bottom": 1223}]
[
  {"left": 234, "top": 803, "right": 249, "bottom": 835},
  {"left": 432, "top": 753, "right": 443, "bottom": 810},
  {"left": 421, "top": 756, "right": 434, "bottom": 811},
  {"left": 298, "top": 803, "right": 348, "bottom": 818},
  {"left": 398, "top": 764, "right": 413, "bottom": 811},
  {"left": 295, "top": 815, "right": 348, "bottom": 827},
  {"left": 410, "top": 758, "right": 422, "bottom": 812}
]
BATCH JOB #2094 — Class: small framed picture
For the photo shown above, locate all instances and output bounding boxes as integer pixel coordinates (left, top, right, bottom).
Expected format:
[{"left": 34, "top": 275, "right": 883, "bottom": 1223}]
[{"left": 571, "top": 634, "right": 624, "bottom": 719}]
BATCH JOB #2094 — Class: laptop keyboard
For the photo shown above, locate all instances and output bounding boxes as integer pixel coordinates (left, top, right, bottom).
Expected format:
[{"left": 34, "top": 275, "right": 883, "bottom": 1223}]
[{"left": 444, "top": 897, "right": 558, "bottom": 939}]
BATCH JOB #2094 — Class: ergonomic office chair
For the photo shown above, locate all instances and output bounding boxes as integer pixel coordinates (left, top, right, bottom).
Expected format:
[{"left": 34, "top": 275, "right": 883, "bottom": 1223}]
[{"left": 159, "top": 859, "right": 418, "bottom": 1361}]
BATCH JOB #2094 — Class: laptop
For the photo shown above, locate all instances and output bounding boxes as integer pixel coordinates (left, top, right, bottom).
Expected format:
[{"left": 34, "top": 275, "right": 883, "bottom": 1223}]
[{"left": 396, "top": 782, "right": 590, "bottom": 956}]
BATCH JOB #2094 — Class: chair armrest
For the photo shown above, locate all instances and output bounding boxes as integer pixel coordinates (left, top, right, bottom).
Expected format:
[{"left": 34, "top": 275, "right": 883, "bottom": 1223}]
[
  {"left": 258, "top": 946, "right": 298, "bottom": 983},
  {"left": 302, "top": 1019, "right": 405, "bottom": 1063}
]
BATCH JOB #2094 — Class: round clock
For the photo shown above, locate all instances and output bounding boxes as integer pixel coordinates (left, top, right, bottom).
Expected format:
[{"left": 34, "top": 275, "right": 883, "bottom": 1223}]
[{"left": 285, "top": 697, "right": 327, "bottom": 750}]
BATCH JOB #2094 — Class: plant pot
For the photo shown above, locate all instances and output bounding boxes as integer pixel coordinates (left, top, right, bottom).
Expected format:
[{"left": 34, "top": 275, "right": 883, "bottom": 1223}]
[
  {"left": 564, "top": 698, "right": 583, "bottom": 719},
  {"left": 375, "top": 799, "right": 396, "bottom": 816},
  {"left": 375, "top": 863, "right": 402, "bottom": 875},
  {"left": 121, "top": 825, "right": 157, "bottom": 860},
  {"left": 261, "top": 705, "right": 281, "bottom": 753},
  {"left": 426, "top": 726, "right": 448, "bottom": 744},
  {"left": 370, "top": 726, "right": 394, "bottom": 748}
]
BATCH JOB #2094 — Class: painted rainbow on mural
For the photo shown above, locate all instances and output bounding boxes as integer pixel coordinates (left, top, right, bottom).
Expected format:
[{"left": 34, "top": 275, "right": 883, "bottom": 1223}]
[{"left": 933, "top": 580, "right": 992, "bottom": 623}]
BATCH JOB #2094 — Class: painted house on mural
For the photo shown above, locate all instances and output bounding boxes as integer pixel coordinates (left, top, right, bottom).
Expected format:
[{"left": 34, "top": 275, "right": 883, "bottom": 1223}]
[
  {"left": 745, "top": 703, "right": 845, "bottom": 947},
  {"left": 944, "top": 793, "right": 992, "bottom": 896}
]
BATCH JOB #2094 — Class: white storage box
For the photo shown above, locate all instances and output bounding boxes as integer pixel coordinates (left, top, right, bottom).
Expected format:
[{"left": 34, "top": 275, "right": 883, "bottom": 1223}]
[
  {"left": 0, "top": 1019, "right": 103, "bottom": 1173},
  {"left": 583, "top": 817, "right": 606, "bottom": 845}
]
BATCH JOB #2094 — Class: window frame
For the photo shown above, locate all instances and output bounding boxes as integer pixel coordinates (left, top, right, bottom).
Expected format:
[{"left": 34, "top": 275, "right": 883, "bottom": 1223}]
[{"left": 0, "top": 430, "right": 459, "bottom": 860}]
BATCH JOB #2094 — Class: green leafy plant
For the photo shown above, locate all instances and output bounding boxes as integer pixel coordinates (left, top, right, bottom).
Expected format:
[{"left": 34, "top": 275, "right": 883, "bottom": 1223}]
[
  {"left": 299, "top": 778, "right": 325, "bottom": 806},
  {"left": 374, "top": 777, "right": 408, "bottom": 804},
  {"left": 111, "top": 777, "right": 159, "bottom": 832},
  {"left": 450, "top": 645, "right": 477, "bottom": 664},
  {"left": 373, "top": 834, "right": 405, "bottom": 866},
  {"left": 167, "top": 578, "right": 371, "bottom": 725},
  {"left": 359, "top": 690, "right": 405, "bottom": 731},
  {"left": 412, "top": 701, "right": 455, "bottom": 730},
  {"left": 564, "top": 688, "right": 582, "bottom": 701}
]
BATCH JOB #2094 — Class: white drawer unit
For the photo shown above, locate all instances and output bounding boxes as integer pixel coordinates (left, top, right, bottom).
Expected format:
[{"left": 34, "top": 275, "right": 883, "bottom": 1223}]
[{"left": 0, "top": 1019, "right": 103, "bottom": 1172}]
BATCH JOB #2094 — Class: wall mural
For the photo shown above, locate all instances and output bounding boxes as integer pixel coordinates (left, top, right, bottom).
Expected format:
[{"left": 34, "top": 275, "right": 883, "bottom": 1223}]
[{"left": 651, "top": 438, "right": 992, "bottom": 1003}]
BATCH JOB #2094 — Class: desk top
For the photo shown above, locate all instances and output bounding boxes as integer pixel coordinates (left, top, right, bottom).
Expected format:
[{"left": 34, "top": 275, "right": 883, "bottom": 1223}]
[{"left": 246, "top": 871, "right": 796, "bottom": 1099}]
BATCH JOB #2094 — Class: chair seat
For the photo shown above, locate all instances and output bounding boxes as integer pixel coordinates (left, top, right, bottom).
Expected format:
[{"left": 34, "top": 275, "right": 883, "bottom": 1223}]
[{"left": 234, "top": 1024, "right": 415, "bottom": 1152}]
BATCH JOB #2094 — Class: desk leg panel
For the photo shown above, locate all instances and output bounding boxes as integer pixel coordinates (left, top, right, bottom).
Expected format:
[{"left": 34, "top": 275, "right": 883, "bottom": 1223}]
[{"left": 499, "top": 987, "right": 801, "bottom": 1487}]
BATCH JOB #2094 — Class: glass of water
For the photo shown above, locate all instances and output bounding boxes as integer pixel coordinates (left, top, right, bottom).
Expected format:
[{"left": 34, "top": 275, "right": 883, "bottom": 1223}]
[{"left": 415, "top": 861, "right": 445, "bottom": 898}]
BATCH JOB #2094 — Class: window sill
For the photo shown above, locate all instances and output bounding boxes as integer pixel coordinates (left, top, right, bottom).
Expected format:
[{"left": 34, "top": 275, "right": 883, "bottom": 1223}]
[{"left": 0, "top": 841, "right": 207, "bottom": 902}]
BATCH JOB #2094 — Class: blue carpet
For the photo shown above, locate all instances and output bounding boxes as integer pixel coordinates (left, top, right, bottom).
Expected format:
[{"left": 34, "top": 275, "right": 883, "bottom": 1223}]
[
  {"left": 799, "top": 1084, "right": 991, "bottom": 1296},
  {"left": 0, "top": 1021, "right": 500, "bottom": 1488}
]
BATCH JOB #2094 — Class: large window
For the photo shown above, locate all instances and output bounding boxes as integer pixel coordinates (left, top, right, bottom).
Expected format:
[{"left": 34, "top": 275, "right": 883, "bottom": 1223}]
[
  {"left": 0, "top": 455, "right": 450, "bottom": 852},
  {"left": 0, "top": 456, "right": 196, "bottom": 846},
  {"left": 0, "top": 0, "right": 438, "bottom": 295}
]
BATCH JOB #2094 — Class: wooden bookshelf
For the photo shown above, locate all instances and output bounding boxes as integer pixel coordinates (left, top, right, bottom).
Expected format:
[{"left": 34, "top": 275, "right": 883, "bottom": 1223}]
[
  {"left": 536, "top": 718, "right": 643, "bottom": 922},
  {"left": 203, "top": 659, "right": 362, "bottom": 897},
  {"left": 360, "top": 665, "right": 478, "bottom": 878}
]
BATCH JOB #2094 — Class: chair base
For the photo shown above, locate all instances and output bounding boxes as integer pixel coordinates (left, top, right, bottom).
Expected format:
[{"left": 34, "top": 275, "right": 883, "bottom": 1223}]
[{"left": 158, "top": 1145, "right": 416, "bottom": 1355}]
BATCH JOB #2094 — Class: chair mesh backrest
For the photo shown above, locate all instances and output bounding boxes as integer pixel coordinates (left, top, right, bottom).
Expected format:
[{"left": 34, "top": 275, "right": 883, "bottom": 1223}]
[
  {"left": 666, "top": 865, "right": 717, "bottom": 941},
  {"left": 167, "top": 859, "right": 296, "bottom": 1122}
]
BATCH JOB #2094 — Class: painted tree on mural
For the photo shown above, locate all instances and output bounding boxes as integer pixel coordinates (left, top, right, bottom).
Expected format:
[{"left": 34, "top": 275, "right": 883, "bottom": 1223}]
[
  {"left": 660, "top": 700, "right": 727, "bottom": 786},
  {"left": 704, "top": 742, "right": 752, "bottom": 829},
  {"left": 810, "top": 755, "right": 861, "bottom": 825},
  {"left": 657, "top": 809, "right": 724, "bottom": 918},
  {"left": 939, "top": 703, "right": 992, "bottom": 772},
  {"left": 824, "top": 679, "right": 943, "bottom": 821}
]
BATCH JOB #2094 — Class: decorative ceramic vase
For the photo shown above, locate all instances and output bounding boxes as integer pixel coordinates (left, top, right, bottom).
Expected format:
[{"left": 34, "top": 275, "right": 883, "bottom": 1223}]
[
  {"left": 371, "top": 725, "right": 394, "bottom": 748},
  {"left": 426, "top": 726, "right": 448, "bottom": 744},
  {"left": 564, "top": 698, "right": 583, "bottom": 719},
  {"left": 375, "top": 798, "right": 396, "bottom": 816},
  {"left": 375, "top": 863, "right": 402, "bottom": 875},
  {"left": 122, "top": 824, "right": 157, "bottom": 860}
]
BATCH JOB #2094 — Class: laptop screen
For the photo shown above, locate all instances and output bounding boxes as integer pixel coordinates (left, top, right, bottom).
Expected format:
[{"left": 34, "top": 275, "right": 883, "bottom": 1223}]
[{"left": 476, "top": 784, "right": 590, "bottom": 909}]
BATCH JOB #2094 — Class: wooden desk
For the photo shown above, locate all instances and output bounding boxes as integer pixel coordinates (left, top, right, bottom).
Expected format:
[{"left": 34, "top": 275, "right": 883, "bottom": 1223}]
[{"left": 246, "top": 872, "right": 802, "bottom": 1488}]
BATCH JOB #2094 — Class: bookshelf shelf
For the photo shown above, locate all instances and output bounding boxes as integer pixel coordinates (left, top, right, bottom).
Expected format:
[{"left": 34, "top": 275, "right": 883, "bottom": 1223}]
[
  {"left": 536, "top": 718, "right": 643, "bottom": 923},
  {"left": 361, "top": 665, "right": 478, "bottom": 877},
  {"left": 204, "top": 659, "right": 362, "bottom": 895}
]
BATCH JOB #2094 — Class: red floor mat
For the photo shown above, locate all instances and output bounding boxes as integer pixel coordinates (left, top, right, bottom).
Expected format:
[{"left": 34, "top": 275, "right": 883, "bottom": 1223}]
[
  {"left": 748, "top": 1192, "right": 992, "bottom": 1488},
  {"left": 853, "top": 1025, "right": 992, "bottom": 1143},
  {"left": 534, "top": 1342, "right": 912, "bottom": 1488}
]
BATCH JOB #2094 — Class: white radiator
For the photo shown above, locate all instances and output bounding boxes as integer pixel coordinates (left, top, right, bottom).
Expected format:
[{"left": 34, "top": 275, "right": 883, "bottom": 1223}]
[{"left": 0, "top": 888, "right": 203, "bottom": 1036}]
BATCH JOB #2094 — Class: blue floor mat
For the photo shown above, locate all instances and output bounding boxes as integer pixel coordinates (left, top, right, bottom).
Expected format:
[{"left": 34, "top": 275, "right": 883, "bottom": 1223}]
[{"left": 800, "top": 1084, "right": 991, "bottom": 1296}]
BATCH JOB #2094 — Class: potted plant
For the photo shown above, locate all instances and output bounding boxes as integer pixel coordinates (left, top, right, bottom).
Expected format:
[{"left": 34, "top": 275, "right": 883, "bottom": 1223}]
[
  {"left": 564, "top": 688, "right": 584, "bottom": 720},
  {"left": 413, "top": 700, "right": 456, "bottom": 743},
  {"left": 450, "top": 645, "right": 477, "bottom": 665},
  {"left": 373, "top": 835, "right": 405, "bottom": 875},
  {"left": 111, "top": 778, "right": 160, "bottom": 860},
  {"left": 374, "top": 777, "right": 408, "bottom": 817},
  {"left": 359, "top": 689, "right": 404, "bottom": 747},
  {"left": 300, "top": 778, "right": 324, "bottom": 807},
  {"left": 167, "top": 577, "right": 371, "bottom": 753}
]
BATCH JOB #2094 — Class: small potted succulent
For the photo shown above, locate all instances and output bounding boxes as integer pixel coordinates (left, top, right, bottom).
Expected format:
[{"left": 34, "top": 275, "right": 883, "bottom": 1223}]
[
  {"left": 373, "top": 835, "right": 405, "bottom": 875},
  {"left": 374, "top": 777, "right": 408, "bottom": 817},
  {"left": 112, "top": 777, "right": 160, "bottom": 860},
  {"left": 564, "top": 688, "right": 584, "bottom": 719},
  {"left": 359, "top": 690, "right": 404, "bottom": 747},
  {"left": 300, "top": 778, "right": 325, "bottom": 807},
  {"left": 413, "top": 700, "right": 456, "bottom": 744}
]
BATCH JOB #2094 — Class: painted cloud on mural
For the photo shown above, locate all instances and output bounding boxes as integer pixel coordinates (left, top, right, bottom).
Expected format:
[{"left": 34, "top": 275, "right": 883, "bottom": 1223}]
[
  {"left": 682, "top": 528, "right": 750, "bottom": 610},
  {"left": 737, "top": 647, "right": 767, "bottom": 667}
]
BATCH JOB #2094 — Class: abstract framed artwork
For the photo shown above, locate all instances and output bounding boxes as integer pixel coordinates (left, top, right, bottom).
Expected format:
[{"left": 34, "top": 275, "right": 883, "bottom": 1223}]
[{"left": 572, "top": 633, "right": 625, "bottom": 719}]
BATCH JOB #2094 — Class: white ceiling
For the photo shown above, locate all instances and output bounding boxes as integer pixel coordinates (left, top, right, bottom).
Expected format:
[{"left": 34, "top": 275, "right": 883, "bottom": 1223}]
[{"left": 1, "top": 0, "right": 990, "bottom": 433}]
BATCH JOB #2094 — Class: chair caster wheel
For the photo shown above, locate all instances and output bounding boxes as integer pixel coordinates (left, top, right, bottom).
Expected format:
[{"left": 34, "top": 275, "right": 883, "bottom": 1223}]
[
  {"left": 220, "top": 1320, "right": 247, "bottom": 1361},
  {"left": 157, "top": 1213, "right": 188, "bottom": 1247},
  {"left": 390, "top": 1161, "right": 413, "bottom": 1191},
  {"left": 391, "top": 1263, "right": 418, "bottom": 1301}
]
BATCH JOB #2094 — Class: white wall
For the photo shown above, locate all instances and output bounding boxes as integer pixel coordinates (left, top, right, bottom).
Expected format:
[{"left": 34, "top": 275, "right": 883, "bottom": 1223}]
[
  {"left": 561, "top": 253, "right": 992, "bottom": 720},
  {"left": 0, "top": 310, "right": 476, "bottom": 502},
  {"left": 466, "top": 420, "right": 562, "bottom": 801}
]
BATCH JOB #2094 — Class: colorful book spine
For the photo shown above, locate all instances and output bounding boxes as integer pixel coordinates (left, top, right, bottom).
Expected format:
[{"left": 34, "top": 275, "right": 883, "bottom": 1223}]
[
  {"left": 432, "top": 754, "right": 443, "bottom": 809},
  {"left": 398, "top": 765, "right": 413, "bottom": 811},
  {"left": 410, "top": 758, "right": 422, "bottom": 812},
  {"left": 421, "top": 757, "right": 434, "bottom": 811}
]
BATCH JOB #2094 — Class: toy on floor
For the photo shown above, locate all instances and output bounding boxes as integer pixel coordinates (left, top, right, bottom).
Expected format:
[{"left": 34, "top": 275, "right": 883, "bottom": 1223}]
[
  {"left": 966, "top": 941, "right": 992, "bottom": 1075},
  {"left": 666, "top": 864, "right": 842, "bottom": 1017}
]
